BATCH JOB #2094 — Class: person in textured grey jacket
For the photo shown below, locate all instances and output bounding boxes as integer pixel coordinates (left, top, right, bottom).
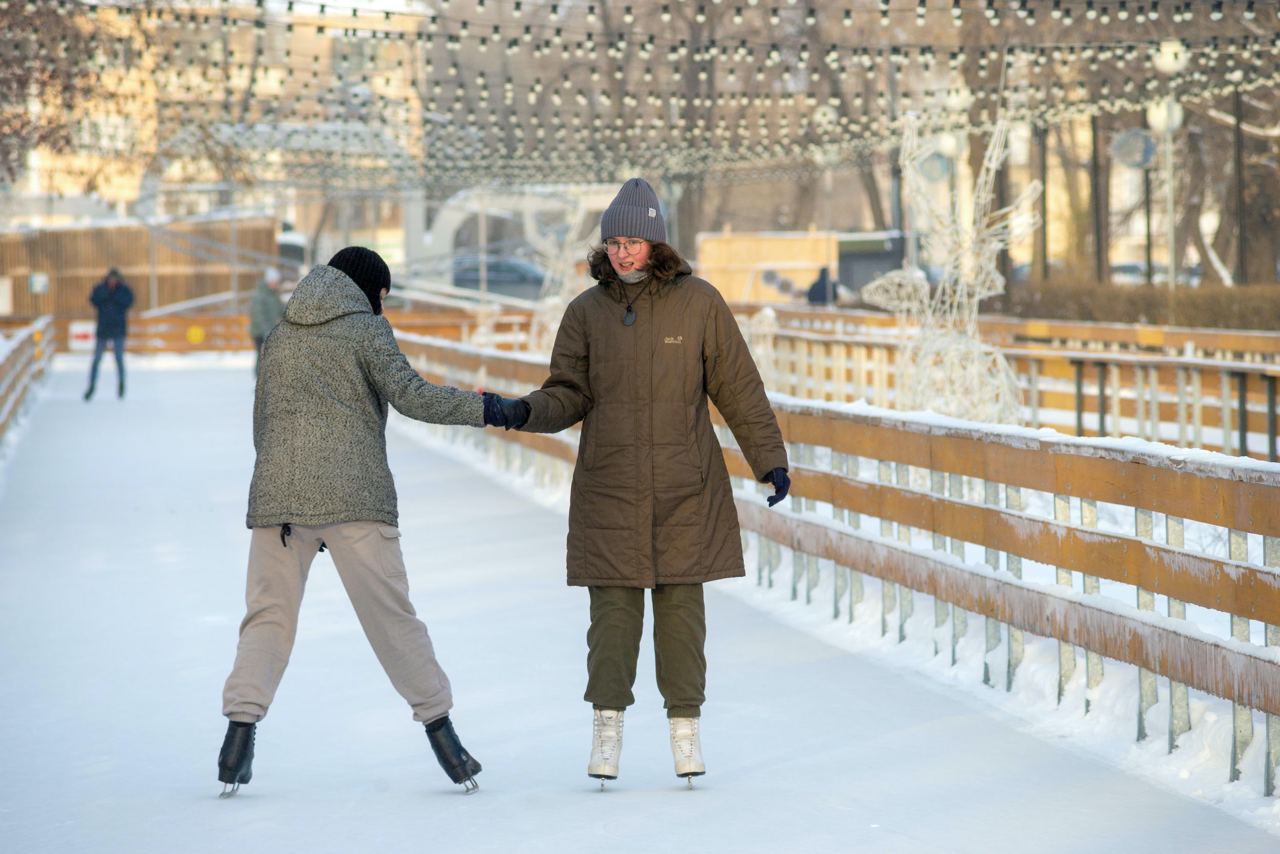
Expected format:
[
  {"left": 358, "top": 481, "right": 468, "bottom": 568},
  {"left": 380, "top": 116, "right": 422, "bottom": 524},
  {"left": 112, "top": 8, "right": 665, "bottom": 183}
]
[{"left": 218, "top": 247, "right": 516, "bottom": 797}]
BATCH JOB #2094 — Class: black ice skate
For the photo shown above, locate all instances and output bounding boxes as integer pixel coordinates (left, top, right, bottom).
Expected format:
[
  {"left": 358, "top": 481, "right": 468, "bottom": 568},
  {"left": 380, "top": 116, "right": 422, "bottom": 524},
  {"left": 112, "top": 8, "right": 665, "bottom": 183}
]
[
  {"left": 424, "top": 716, "right": 481, "bottom": 794},
  {"left": 217, "top": 721, "right": 256, "bottom": 798}
]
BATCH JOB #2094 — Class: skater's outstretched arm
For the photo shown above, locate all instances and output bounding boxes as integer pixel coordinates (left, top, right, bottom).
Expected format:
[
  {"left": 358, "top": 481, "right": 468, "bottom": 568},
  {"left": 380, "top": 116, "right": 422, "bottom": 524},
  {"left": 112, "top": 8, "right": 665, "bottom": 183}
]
[{"left": 361, "top": 317, "right": 484, "bottom": 427}]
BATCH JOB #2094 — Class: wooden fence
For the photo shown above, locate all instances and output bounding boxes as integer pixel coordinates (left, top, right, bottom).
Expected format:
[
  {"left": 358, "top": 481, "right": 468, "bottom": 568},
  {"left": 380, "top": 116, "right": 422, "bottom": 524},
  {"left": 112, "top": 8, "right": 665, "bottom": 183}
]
[
  {"left": 754, "top": 305, "right": 1280, "bottom": 362},
  {"left": 0, "top": 317, "right": 56, "bottom": 443},
  {"left": 0, "top": 217, "right": 278, "bottom": 318},
  {"left": 396, "top": 330, "right": 1280, "bottom": 797},
  {"left": 10, "top": 309, "right": 532, "bottom": 355},
  {"left": 749, "top": 319, "right": 1280, "bottom": 461}
]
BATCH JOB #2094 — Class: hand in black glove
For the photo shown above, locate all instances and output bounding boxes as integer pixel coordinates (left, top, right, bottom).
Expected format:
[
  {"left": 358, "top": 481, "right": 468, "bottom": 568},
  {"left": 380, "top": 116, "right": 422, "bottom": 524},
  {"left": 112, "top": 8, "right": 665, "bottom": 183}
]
[
  {"left": 482, "top": 392, "right": 531, "bottom": 431},
  {"left": 764, "top": 467, "right": 790, "bottom": 508}
]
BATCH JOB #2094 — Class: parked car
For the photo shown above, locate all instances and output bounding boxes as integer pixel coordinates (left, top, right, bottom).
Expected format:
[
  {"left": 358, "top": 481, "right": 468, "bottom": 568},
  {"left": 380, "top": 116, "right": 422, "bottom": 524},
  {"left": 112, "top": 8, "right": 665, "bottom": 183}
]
[{"left": 451, "top": 255, "right": 546, "bottom": 300}]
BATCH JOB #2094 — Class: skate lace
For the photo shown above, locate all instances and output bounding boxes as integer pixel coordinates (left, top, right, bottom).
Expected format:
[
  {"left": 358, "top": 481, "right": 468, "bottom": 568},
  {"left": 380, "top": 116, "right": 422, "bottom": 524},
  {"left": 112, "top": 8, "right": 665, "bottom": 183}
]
[
  {"left": 670, "top": 719, "right": 699, "bottom": 759},
  {"left": 593, "top": 712, "right": 623, "bottom": 761}
]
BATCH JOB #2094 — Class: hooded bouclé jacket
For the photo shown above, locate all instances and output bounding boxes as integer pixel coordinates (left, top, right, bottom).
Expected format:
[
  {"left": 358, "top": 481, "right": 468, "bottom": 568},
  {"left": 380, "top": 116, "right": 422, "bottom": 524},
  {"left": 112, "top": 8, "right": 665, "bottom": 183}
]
[
  {"left": 246, "top": 264, "right": 484, "bottom": 528},
  {"left": 522, "top": 264, "right": 787, "bottom": 588}
]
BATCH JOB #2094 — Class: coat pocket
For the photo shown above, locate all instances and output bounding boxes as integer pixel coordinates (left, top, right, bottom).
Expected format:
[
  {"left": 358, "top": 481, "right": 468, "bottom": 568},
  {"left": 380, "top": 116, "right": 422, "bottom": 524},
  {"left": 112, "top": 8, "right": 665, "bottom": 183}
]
[{"left": 377, "top": 525, "right": 407, "bottom": 578}]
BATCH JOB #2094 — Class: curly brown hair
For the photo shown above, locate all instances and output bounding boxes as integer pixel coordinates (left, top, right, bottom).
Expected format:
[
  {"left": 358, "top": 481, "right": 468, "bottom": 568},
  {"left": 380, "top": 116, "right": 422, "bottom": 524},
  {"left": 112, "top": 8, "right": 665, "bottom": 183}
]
[{"left": 587, "top": 241, "right": 686, "bottom": 286}]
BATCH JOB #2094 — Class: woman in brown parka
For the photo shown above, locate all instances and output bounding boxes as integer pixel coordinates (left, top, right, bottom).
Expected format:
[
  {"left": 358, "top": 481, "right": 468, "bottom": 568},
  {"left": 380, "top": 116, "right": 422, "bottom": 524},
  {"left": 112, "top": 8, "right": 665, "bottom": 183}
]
[{"left": 508, "top": 178, "right": 790, "bottom": 786}]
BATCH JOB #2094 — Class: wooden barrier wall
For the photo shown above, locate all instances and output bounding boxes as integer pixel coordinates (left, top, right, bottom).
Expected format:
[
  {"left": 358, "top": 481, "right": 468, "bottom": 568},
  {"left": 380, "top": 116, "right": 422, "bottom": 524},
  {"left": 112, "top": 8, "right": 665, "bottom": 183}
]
[
  {"left": 0, "top": 317, "right": 56, "bottom": 442},
  {"left": 0, "top": 217, "right": 277, "bottom": 318}
]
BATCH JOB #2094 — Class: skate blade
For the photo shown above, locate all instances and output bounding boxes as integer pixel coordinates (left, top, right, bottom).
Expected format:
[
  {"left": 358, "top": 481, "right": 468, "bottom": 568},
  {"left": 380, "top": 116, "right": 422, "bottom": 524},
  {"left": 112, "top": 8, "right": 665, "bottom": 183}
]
[
  {"left": 461, "top": 777, "right": 479, "bottom": 795},
  {"left": 218, "top": 782, "right": 241, "bottom": 799}
]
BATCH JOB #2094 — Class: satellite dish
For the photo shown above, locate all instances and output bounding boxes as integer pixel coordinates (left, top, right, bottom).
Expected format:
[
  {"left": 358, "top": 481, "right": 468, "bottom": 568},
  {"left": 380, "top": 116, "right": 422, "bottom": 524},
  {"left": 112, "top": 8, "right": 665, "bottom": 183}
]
[{"left": 1110, "top": 129, "right": 1157, "bottom": 170}]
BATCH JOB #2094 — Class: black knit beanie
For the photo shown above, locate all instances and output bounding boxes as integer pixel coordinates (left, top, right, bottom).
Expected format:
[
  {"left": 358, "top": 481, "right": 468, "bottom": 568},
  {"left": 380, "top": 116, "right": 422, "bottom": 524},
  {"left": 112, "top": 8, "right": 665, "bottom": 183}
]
[{"left": 328, "top": 246, "right": 391, "bottom": 315}]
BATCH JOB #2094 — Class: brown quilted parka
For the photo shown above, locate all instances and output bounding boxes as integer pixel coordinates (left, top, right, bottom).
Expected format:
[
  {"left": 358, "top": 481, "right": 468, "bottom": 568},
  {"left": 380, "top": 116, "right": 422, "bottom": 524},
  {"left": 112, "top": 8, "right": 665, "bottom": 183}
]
[{"left": 521, "top": 263, "right": 787, "bottom": 587}]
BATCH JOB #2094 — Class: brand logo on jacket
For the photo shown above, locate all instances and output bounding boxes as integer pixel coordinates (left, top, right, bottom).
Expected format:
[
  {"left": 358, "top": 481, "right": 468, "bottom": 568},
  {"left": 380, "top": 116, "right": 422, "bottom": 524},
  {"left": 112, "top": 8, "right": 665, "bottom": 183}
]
[{"left": 664, "top": 336, "right": 683, "bottom": 345}]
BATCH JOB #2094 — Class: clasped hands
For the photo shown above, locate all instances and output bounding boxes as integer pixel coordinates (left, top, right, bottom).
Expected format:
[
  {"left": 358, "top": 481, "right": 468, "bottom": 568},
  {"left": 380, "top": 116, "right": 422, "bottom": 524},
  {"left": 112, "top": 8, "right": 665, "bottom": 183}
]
[{"left": 481, "top": 392, "right": 531, "bottom": 430}]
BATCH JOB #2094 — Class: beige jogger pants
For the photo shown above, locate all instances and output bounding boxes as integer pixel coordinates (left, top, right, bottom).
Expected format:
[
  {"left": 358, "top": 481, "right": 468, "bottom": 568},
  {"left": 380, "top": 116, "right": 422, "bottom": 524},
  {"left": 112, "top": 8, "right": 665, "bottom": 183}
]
[{"left": 222, "top": 521, "right": 453, "bottom": 724}]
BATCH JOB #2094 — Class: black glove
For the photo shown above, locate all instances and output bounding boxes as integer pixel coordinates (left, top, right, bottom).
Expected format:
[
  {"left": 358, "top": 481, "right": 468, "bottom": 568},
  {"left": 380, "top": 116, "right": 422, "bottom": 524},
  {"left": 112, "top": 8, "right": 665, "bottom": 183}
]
[
  {"left": 764, "top": 467, "right": 790, "bottom": 508},
  {"left": 482, "top": 392, "right": 531, "bottom": 430}
]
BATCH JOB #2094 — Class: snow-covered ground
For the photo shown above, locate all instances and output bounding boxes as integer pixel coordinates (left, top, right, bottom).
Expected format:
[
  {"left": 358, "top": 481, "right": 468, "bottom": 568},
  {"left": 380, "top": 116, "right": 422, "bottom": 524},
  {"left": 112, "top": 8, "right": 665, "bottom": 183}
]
[{"left": 1, "top": 355, "right": 1278, "bottom": 853}]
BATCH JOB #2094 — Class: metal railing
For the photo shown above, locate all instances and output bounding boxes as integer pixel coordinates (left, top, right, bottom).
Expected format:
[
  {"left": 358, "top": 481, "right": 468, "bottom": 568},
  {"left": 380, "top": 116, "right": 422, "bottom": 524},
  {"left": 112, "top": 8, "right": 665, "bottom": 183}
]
[{"left": 395, "top": 329, "right": 1280, "bottom": 798}]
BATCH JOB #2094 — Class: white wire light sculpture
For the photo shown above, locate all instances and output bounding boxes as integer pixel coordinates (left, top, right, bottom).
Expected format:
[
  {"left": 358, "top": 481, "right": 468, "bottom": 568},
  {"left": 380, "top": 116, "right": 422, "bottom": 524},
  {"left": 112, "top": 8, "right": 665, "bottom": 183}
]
[{"left": 862, "top": 117, "right": 1042, "bottom": 426}]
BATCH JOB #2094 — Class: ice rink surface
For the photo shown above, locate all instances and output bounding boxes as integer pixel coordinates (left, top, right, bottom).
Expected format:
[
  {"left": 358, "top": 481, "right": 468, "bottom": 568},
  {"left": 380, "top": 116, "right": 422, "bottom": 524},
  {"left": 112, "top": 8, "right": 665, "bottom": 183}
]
[{"left": 1, "top": 358, "right": 1276, "bottom": 853}]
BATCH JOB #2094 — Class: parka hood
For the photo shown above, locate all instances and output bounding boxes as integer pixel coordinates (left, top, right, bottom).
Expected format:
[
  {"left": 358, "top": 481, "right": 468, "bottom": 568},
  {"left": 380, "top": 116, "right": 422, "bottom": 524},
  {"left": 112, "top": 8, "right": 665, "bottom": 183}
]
[
  {"left": 602, "top": 259, "right": 694, "bottom": 293},
  {"left": 284, "top": 264, "right": 372, "bottom": 327}
]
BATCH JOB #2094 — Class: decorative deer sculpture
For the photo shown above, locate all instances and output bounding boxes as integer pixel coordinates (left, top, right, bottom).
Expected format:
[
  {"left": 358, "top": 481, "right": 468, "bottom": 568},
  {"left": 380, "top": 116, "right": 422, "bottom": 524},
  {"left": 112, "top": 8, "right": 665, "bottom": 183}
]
[{"left": 862, "top": 117, "right": 1042, "bottom": 425}]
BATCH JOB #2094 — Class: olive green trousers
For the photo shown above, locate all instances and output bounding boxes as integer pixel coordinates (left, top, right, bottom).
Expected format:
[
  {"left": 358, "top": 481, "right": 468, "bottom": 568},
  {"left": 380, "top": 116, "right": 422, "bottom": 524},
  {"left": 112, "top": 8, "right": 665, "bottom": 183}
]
[{"left": 585, "top": 584, "right": 706, "bottom": 718}]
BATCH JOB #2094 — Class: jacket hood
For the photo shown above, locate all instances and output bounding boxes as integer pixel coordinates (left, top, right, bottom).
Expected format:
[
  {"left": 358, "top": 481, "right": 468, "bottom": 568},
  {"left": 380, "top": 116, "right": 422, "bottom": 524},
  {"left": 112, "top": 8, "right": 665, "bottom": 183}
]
[
  {"left": 284, "top": 265, "right": 372, "bottom": 326},
  {"left": 603, "top": 259, "right": 694, "bottom": 294}
]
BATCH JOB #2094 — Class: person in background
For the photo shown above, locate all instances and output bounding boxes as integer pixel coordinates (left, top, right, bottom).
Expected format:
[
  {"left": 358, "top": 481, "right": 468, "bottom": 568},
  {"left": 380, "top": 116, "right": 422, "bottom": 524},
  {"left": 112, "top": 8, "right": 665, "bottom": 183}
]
[
  {"left": 248, "top": 267, "right": 285, "bottom": 376},
  {"left": 218, "top": 247, "right": 515, "bottom": 798},
  {"left": 84, "top": 267, "right": 134, "bottom": 401},
  {"left": 486, "top": 178, "right": 790, "bottom": 787},
  {"left": 806, "top": 267, "right": 840, "bottom": 305}
]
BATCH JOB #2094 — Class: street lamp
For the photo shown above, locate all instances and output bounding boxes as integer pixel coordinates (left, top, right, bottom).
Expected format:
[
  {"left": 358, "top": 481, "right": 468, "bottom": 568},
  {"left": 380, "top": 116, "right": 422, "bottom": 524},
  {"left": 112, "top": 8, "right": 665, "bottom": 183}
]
[{"left": 1148, "top": 40, "right": 1188, "bottom": 288}]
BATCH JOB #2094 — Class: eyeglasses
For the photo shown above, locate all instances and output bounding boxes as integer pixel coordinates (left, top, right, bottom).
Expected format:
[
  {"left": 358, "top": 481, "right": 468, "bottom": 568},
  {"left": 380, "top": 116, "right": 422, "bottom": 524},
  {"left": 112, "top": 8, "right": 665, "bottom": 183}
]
[{"left": 605, "top": 239, "right": 648, "bottom": 255}]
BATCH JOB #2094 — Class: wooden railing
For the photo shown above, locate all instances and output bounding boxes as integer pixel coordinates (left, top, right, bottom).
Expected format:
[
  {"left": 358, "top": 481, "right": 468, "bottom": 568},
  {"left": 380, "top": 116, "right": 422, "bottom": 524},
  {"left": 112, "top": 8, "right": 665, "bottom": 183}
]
[
  {"left": 396, "top": 329, "right": 1280, "bottom": 797},
  {"left": 746, "top": 318, "right": 1280, "bottom": 461},
  {"left": 22, "top": 310, "right": 536, "bottom": 355},
  {"left": 750, "top": 305, "right": 1280, "bottom": 361},
  {"left": 0, "top": 316, "right": 56, "bottom": 443}
]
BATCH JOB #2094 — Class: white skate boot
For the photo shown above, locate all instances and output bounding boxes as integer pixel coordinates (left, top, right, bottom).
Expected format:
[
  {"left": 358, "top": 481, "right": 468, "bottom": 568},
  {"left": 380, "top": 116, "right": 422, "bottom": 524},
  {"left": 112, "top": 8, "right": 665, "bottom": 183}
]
[
  {"left": 588, "top": 709, "right": 624, "bottom": 787},
  {"left": 669, "top": 717, "right": 705, "bottom": 787}
]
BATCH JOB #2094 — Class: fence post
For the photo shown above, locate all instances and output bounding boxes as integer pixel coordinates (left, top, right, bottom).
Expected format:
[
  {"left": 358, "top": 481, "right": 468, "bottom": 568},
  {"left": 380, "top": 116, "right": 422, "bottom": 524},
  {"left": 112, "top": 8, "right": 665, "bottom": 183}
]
[
  {"left": 1135, "top": 365, "right": 1147, "bottom": 438},
  {"left": 1006, "top": 485, "right": 1024, "bottom": 690},
  {"left": 930, "top": 469, "right": 949, "bottom": 656},
  {"left": 1266, "top": 534, "right": 1279, "bottom": 797},
  {"left": 1221, "top": 370, "right": 1234, "bottom": 455},
  {"left": 1097, "top": 362, "right": 1108, "bottom": 437},
  {"left": 1108, "top": 364, "right": 1121, "bottom": 437},
  {"left": 874, "top": 348, "right": 889, "bottom": 407},
  {"left": 1165, "top": 515, "right": 1192, "bottom": 752},
  {"left": 1055, "top": 492, "right": 1077, "bottom": 704},
  {"left": 949, "top": 472, "right": 967, "bottom": 665},
  {"left": 1192, "top": 369, "right": 1204, "bottom": 448},
  {"left": 832, "top": 342, "right": 849, "bottom": 402},
  {"left": 1229, "top": 527, "right": 1253, "bottom": 782},
  {"left": 1148, "top": 366, "right": 1162, "bottom": 442},
  {"left": 1136, "top": 508, "right": 1158, "bottom": 741},
  {"left": 1176, "top": 366, "right": 1188, "bottom": 446},
  {"left": 983, "top": 479, "right": 1002, "bottom": 688},
  {"left": 1080, "top": 499, "right": 1104, "bottom": 713},
  {"left": 1074, "top": 360, "right": 1085, "bottom": 436},
  {"left": 879, "top": 460, "right": 897, "bottom": 637},
  {"left": 896, "top": 461, "right": 913, "bottom": 642},
  {"left": 1028, "top": 360, "right": 1041, "bottom": 428}
]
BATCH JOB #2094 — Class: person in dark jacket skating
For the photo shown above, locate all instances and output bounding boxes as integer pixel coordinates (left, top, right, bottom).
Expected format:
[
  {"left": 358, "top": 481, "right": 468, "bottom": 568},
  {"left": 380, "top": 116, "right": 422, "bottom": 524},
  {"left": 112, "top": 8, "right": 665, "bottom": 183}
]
[
  {"left": 83, "top": 268, "right": 134, "bottom": 400},
  {"left": 218, "top": 247, "right": 507, "bottom": 797}
]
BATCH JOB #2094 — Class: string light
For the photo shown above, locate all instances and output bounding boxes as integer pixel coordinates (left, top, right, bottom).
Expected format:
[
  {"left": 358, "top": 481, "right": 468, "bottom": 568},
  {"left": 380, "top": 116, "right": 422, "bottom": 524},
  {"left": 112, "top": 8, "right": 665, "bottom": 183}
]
[{"left": 4, "top": 0, "right": 1274, "bottom": 193}]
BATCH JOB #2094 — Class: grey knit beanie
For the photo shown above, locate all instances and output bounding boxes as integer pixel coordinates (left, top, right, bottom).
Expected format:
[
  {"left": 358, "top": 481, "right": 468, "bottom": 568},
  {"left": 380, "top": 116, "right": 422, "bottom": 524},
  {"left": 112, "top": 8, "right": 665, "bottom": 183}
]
[{"left": 600, "top": 177, "right": 666, "bottom": 244}]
